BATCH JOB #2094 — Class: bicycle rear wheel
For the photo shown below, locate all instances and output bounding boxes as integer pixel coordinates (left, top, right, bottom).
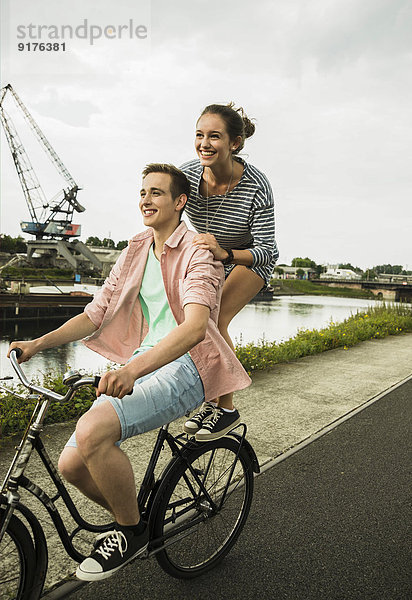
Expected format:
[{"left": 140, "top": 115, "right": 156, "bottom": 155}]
[
  {"left": 152, "top": 437, "right": 254, "bottom": 579},
  {"left": 0, "top": 509, "right": 37, "bottom": 600}
]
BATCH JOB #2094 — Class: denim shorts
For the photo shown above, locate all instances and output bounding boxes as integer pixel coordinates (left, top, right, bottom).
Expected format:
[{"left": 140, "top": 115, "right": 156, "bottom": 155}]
[{"left": 65, "top": 350, "right": 204, "bottom": 447}]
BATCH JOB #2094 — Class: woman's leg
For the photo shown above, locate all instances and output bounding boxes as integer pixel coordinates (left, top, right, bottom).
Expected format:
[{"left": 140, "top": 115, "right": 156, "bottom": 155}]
[{"left": 217, "top": 266, "right": 264, "bottom": 409}]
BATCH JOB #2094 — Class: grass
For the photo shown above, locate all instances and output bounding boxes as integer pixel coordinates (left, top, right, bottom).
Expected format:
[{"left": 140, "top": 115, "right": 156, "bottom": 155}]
[
  {"left": 271, "top": 278, "right": 375, "bottom": 299},
  {"left": 1, "top": 304, "right": 411, "bottom": 437}
]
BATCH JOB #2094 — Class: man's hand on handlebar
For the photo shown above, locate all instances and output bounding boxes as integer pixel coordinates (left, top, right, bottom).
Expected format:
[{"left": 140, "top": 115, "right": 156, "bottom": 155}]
[
  {"left": 7, "top": 340, "right": 40, "bottom": 363},
  {"left": 97, "top": 368, "right": 135, "bottom": 399}
]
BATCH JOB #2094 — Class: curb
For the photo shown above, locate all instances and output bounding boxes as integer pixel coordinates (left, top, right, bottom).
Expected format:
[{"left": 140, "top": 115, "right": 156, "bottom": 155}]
[{"left": 258, "top": 372, "right": 412, "bottom": 475}]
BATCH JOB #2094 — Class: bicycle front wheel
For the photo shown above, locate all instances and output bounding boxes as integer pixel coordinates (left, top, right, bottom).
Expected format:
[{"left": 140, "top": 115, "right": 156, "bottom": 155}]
[
  {"left": 0, "top": 508, "right": 36, "bottom": 600},
  {"left": 152, "top": 437, "right": 254, "bottom": 579}
]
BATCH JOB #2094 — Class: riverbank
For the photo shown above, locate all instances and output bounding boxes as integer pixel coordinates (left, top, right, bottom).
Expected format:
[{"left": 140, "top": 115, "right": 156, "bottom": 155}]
[
  {"left": 236, "top": 303, "right": 412, "bottom": 373},
  {"left": 1, "top": 304, "right": 411, "bottom": 437},
  {"left": 271, "top": 278, "right": 374, "bottom": 299}
]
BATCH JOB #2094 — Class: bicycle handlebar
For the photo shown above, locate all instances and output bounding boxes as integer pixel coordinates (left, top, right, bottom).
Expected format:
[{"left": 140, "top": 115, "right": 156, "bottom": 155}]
[{"left": 9, "top": 348, "right": 98, "bottom": 403}]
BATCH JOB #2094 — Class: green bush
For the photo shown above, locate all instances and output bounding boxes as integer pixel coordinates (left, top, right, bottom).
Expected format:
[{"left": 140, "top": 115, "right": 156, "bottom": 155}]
[{"left": 0, "top": 369, "right": 97, "bottom": 438}]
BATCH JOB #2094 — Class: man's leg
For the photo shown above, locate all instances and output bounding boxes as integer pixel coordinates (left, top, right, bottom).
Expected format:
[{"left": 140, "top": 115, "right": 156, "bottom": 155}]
[
  {"left": 74, "top": 400, "right": 140, "bottom": 526},
  {"left": 73, "top": 400, "right": 148, "bottom": 581},
  {"left": 75, "top": 354, "right": 202, "bottom": 581},
  {"left": 58, "top": 447, "right": 112, "bottom": 513}
]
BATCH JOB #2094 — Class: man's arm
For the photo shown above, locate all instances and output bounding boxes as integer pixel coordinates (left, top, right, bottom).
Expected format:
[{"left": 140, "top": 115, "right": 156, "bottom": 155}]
[
  {"left": 97, "top": 303, "right": 210, "bottom": 398},
  {"left": 8, "top": 312, "right": 98, "bottom": 363}
]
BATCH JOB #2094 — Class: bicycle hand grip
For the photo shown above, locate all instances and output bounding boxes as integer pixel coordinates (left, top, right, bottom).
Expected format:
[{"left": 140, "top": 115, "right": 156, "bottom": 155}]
[
  {"left": 93, "top": 375, "right": 134, "bottom": 396},
  {"left": 12, "top": 348, "right": 23, "bottom": 359}
]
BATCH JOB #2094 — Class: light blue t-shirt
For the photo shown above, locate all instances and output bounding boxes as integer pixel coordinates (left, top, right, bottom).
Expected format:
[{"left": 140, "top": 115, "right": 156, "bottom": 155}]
[{"left": 136, "top": 245, "right": 177, "bottom": 351}]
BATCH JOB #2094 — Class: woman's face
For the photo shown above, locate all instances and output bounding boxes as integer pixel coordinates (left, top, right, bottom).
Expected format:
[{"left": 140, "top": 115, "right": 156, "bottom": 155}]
[{"left": 195, "top": 113, "right": 236, "bottom": 167}]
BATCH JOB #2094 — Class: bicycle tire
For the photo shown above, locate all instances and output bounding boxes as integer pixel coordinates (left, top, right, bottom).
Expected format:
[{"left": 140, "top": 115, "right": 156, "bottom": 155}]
[
  {"left": 152, "top": 437, "right": 254, "bottom": 579},
  {"left": 0, "top": 508, "right": 37, "bottom": 600}
]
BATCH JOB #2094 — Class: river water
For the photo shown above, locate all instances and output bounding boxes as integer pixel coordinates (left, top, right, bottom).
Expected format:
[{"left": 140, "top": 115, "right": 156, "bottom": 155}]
[{"left": 0, "top": 295, "right": 376, "bottom": 379}]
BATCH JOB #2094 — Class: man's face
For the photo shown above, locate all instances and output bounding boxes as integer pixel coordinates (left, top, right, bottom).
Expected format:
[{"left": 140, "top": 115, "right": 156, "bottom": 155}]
[{"left": 140, "top": 173, "right": 182, "bottom": 230}]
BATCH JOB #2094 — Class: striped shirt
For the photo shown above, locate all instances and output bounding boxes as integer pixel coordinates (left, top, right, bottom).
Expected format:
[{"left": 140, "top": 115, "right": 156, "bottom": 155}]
[{"left": 180, "top": 157, "right": 279, "bottom": 284}]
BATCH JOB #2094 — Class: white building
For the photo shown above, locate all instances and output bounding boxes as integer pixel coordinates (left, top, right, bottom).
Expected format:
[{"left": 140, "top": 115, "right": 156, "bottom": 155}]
[{"left": 320, "top": 268, "right": 361, "bottom": 280}]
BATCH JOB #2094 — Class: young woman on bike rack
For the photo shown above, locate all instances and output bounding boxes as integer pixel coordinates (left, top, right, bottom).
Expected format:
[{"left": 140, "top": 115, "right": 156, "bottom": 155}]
[{"left": 7, "top": 164, "right": 251, "bottom": 583}]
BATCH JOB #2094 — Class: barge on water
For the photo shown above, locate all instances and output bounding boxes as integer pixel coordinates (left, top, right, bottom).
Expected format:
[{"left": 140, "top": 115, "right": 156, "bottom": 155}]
[{"left": 0, "top": 291, "right": 93, "bottom": 322}]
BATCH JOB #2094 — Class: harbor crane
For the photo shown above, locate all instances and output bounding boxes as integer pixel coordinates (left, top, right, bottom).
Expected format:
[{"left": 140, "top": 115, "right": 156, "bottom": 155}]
[{"left": 0, "top": 84, "right": 101, "bottom": 271}]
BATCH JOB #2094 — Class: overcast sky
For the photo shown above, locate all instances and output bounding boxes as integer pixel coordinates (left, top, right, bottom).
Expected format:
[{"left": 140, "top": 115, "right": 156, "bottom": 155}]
[{"left": 1, "top": 0, "right": 411, "bottom": 270}]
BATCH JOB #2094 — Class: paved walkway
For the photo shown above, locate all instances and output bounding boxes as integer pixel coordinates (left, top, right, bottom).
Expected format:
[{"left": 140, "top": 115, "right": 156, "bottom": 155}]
[
  {"left": 71, "top": 375, "right": 412, "bottom": 600},
  {"left": 0, "top": 333, "right": 411, "bottom": 591}
]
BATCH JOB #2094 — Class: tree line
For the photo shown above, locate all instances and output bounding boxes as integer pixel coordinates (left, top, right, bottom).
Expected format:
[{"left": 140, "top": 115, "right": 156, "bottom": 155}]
[
  {"left": 85, "top": 236, "right": 128, "bottom": 250},
  {"left": 276, "top": 257, "right": 412, "bottom": 279}
]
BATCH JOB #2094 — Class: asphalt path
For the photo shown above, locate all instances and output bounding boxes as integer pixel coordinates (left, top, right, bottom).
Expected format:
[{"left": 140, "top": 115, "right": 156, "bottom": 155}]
[{"left": 69, "top": 378, "right": 411, "bottom": 600}]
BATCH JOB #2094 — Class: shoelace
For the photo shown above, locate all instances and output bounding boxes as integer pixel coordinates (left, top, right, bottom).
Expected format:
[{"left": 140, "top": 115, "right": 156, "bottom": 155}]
[
  {"left": 203, "top": 408, "right": 224, "bottom": 430},
  {"left": 95, "top": 530, "right": 127, "bottom": 561},
  {"left": 192, "top": 403, "right": 213, "bottom": 423}
]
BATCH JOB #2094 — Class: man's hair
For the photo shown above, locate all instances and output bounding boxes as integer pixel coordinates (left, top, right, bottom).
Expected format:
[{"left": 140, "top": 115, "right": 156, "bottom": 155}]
[{"left": 142, "top": 163, "right": 191, "bottom": 201}]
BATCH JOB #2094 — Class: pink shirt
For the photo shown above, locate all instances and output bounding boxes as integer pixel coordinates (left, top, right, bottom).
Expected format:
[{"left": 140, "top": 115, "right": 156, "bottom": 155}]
[{"left": 83, "top": 222, "right": 251, "bottom": 401}]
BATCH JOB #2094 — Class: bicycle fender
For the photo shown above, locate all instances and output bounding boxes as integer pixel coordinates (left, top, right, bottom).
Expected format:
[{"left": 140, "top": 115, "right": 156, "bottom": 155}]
[{"left": 227, "top": 432, "right": 260, "bottom": 474}]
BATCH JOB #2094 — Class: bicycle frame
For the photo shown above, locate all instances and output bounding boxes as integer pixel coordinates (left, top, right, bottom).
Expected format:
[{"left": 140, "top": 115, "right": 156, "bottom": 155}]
[{"left": 1, "top": 398, "right": 255, "bottom": 563}]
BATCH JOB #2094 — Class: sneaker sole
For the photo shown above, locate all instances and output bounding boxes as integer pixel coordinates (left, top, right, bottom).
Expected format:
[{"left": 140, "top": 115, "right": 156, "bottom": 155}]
[
  {"left": 183, "top": 423, "right": 200, "bottom": 434},
  {"left": 75, "top": 542, "right": 149, "bottom": 581},
  {"left": 195, "top": 417, "right": 241, "bottom": 442}
]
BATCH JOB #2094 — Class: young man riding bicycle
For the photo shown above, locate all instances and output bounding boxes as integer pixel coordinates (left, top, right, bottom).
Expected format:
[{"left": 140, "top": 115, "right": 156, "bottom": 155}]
[{"left": 8, "top": 164, "right": 250, "bottom": 581}]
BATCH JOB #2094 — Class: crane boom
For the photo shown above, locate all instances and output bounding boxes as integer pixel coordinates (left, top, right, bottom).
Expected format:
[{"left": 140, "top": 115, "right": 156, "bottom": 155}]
[
  {"left": 0, "top": 104, "right": 48, "bottom": 226},
  {"left": 5, "top": 84, "right": 77, "bottom": 189},
  {"left": 0, "top": 84, "right": 85, "bottom": 239}
]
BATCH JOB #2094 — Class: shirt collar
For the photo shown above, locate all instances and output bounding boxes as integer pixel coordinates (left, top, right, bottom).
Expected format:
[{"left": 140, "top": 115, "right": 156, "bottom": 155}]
[
  {"left": 164, "top": 221, "right": 188, "bottom": 248},
  {"left": 129, "top": 221, "right": 187, "bottom": 248}
]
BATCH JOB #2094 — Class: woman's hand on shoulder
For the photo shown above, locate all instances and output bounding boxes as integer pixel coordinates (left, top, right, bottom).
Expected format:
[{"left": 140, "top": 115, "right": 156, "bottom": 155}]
[{"left": 192, "top": 233, "right": 228, "bottom": 261}]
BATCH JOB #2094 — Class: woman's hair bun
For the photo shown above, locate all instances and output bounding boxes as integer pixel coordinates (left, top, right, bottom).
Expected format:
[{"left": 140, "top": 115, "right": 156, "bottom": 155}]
[{"left": 227, "top": 102, "right": 256, "bottom": 139}]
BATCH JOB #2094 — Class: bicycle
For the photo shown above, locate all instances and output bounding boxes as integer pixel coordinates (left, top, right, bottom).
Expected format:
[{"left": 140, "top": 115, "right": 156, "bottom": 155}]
[{"left": 0, "top": 349, "right": 259, "bottom": 599}]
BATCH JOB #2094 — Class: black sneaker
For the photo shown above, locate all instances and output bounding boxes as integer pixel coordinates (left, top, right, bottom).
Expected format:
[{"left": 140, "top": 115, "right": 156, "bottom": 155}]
[
  {"left": 195, "top": 408, "right": 241, "bottom": 441},
  {"left": 76, "top": 525, "right": 149, "bottom": 581},
  {"left": 183, "top": 402, "right": 215, "bottom": 435}
]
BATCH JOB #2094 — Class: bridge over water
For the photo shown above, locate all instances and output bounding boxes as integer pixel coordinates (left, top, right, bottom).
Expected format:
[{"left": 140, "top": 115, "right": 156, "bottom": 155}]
[{"left": 316, "top": 279, "right": 412, "bottom": 302}]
